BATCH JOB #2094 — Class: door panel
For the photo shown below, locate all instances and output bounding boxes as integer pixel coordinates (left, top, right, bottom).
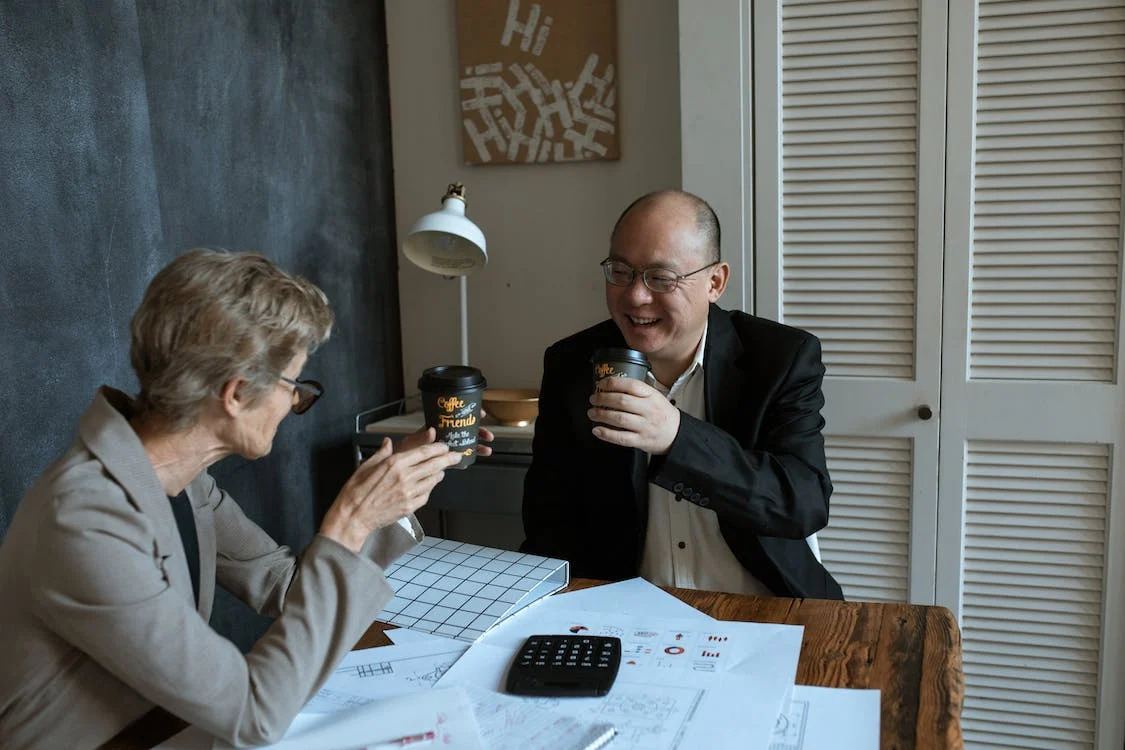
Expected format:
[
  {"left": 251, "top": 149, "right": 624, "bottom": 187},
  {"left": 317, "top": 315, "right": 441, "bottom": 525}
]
[
  {"left": 940, "top": 1, "right": 1125, "bottom": 746},
  {"left": 754, "top": 0, "right": 947, "bottom": 605}
]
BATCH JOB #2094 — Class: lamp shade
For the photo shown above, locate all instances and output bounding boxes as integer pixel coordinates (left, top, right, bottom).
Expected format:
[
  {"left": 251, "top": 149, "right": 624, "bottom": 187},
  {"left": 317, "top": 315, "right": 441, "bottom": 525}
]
[{"left": 402, "top": 184, "right": 487, "bottom": 276}]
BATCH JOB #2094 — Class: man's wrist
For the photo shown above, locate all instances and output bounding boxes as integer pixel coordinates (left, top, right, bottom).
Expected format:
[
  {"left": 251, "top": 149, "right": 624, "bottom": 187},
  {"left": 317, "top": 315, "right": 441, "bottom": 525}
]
[{"left": 656, "top": 408, "right": 682, "bottom": 455}]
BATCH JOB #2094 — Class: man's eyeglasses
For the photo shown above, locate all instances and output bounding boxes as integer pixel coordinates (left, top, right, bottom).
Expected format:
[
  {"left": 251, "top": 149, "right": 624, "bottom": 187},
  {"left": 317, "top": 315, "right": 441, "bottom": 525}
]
[
  {"left": 601, "top": 258, "right": 718, "bottom": 294},
  {"left": 278, "top": 376, "right": 324, "bottom": 415}
]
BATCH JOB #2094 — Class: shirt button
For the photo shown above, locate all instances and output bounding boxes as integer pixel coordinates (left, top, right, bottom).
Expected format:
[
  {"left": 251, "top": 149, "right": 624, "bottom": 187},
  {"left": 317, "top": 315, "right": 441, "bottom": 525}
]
[
  {"left": 699, "top": 496, "right": 710, "bottom": 507},
  {"left": 670, "top": 398, "right": 677, "bottom": 406},
  {"left": 677, "top": 541, "right": 686, "bottom": 549},
  {"left": 691, "top": 493, "right": 701, "bottom": 502},
  {"left": 684, "top": 487, "right": 693, "bottom": 496},
  {"left": 673, "top": 482, "right": 684, "bottom": 493}
]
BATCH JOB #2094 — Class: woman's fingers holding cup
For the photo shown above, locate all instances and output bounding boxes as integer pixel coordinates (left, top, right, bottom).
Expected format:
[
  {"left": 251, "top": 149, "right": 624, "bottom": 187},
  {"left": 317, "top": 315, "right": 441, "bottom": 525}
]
[
  {"left": 403, "top": 469, "right": 448, "bottom": 513},
  {"left": 397, "top": 426, "right": 437, "bottom": 453},
  {"left": 357, "top": 437, "right": 393, "bottom": 473},
  {"left": 476, "top": 427, "right": 495, "bottom": 458}
]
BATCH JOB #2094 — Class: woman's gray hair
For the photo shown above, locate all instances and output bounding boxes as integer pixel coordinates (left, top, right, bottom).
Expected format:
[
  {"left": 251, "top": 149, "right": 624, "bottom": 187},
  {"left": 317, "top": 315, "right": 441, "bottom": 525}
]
[{"left": 130, "top": 248, "right": 334, "bottom": 430}]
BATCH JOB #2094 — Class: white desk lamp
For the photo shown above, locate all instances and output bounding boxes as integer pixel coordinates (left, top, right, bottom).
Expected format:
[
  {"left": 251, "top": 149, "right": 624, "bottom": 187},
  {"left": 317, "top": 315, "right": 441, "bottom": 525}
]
[{"left": 402, "top": 183, "right": 488, "bottom": 366}]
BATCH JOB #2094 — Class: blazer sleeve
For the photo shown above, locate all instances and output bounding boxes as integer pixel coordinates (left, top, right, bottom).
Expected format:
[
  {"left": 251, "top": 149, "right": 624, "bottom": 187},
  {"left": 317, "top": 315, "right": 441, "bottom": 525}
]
[
  {"left": 32, "top": 483, "right": 409, "bottom": 747},
  {"left": 521, "top": 344, "right": 583, "bottom": 561},
  {"left": 204, "top": 474, "right": 421, "bottom": 618},
  {"left": 650, "top": 333, "right": 832, "bottom": 539}
]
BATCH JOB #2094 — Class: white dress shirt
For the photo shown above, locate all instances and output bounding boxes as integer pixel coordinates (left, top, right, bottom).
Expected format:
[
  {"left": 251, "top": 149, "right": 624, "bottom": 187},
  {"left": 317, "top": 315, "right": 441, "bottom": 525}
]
[{"left": 639, "top": 323, "right": 773, "bottom": 596}]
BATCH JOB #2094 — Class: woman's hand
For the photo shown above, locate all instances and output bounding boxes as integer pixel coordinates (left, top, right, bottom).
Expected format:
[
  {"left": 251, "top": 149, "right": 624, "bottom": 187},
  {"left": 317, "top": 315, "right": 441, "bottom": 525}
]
[
  {"left": 398, "top": 426, "right": 496, "bottom": 457},
  {"left": 319, "top": 434, "right": 464, "bottom": 553}
]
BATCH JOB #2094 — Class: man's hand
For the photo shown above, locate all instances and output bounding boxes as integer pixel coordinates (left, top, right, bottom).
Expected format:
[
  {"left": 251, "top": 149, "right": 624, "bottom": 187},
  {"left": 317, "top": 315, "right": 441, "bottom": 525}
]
[
  {"left": 587, "top": 377, "right": 680, "bottom": 454},
  {"left": 398, "top": 426, "right": 495, "bottom": 457}
]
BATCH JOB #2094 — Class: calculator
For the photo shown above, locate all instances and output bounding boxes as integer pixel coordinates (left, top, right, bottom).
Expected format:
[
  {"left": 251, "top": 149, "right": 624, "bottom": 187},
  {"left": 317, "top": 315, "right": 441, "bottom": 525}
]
[{"left": 505, "top": 634, "right": 622, "bottom": 697}]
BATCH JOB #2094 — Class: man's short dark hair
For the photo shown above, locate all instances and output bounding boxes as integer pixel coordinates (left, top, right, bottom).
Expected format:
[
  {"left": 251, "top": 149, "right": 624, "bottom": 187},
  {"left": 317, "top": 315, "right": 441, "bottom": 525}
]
[{"left": 611, "top": 190, "right": 721, "bottom": 264}]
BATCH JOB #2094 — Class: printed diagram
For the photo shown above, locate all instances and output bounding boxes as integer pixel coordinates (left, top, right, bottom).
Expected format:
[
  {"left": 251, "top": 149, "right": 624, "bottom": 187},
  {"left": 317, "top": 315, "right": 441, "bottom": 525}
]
[
  {"left": 533, "top": 683, "right": 704, "bottom": 750},
  {"left": 336, "top": 661, "right": 392, "bottom": 678},
  {"left": 613, "top": 626, "right": 735, "bottom": 673},
  {"left": 404, "top": 661, "right": 454, "bottom": 690},
  {"left": 770, "top": 699, "right": 810, "bottom": 750},
  {"left": 311, "top": 687, "right": 370, "bottom": 712},
  {"left": 306, "top": 650, "right": 464, "bottom": 714},
  {"left": 336, "top": 653, "right": 454, "bottom": 690},
  {"left": 458, "top": 0, "right": 618, "bottom": 164}
]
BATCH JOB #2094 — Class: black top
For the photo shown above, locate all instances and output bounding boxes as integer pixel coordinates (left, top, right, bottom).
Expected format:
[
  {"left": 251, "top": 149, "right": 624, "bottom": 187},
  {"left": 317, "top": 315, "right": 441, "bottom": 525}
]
[{"left": 168, "top": 491, "right": 200, "bottom": 606}]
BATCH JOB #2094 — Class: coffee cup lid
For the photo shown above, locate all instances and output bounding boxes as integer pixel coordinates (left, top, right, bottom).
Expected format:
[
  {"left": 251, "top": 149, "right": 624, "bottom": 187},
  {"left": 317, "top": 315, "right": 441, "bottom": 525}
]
[
  {"left": 590, "top": 347, "right": 650, "bottom": 368},
  {"left": 418, "top": 365, "right": 487, "bottom": 392}
]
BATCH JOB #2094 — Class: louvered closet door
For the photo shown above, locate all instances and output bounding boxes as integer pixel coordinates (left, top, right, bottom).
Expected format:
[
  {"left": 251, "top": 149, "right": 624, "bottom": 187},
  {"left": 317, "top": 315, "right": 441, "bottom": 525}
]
[
  {"left": 753, "top": 0, "right": 948, "bottom": 603},
  {"left": 940, "top": 1, "right": 1125, "bottom": 747}
]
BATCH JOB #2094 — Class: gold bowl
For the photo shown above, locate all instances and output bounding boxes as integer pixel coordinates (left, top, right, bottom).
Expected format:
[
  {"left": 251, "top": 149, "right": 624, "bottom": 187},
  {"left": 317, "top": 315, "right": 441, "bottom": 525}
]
[{"left": 482, "top": 388, "right": 540, "bottom": 426}]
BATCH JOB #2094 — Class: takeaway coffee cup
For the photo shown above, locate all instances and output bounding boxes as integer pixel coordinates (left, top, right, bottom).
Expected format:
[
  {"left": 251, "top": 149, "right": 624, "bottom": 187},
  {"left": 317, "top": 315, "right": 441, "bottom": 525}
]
[
  {"left": 419, "top": 365, "right": 487, "bottom": 469},
  {"left": 591, "top": 347, "right": 651, "bottom": 391}
]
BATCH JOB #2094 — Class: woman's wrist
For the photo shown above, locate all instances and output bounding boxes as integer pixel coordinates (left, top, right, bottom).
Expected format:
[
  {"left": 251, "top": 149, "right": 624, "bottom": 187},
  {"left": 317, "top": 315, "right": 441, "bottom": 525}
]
[{"left": 318, "top": 514, "right": 369, "bottom": 554}]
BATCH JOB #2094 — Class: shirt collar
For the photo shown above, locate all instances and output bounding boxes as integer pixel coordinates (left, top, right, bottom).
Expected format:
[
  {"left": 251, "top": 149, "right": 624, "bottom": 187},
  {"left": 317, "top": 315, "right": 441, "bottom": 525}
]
[{"left": 647, "top": 321, "right": 708, "bottom": 395}]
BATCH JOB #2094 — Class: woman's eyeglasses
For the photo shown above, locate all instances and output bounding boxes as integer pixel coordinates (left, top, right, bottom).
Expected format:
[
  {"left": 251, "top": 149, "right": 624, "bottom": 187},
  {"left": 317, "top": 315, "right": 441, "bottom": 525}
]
[{"left": 278, "top": 376, "right": 324, "bottom": 415}]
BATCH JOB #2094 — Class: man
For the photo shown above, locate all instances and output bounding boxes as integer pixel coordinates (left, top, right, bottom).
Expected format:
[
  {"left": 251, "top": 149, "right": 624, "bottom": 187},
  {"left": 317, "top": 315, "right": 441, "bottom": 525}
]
[{"left": 522, "top": 190, "right": 843, "bottom": 599}]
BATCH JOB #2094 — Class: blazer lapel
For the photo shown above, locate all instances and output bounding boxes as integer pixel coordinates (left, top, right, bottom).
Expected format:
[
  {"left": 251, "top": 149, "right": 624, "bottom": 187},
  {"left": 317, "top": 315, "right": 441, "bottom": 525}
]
[
  {"left": 703, "top": 304, "right": 749, "bottom": 437},
  {"left": 188, "top": 485, "right": 216, "bottom": 620},
  {"left": 573, "top": 322, "right": 650, "bottom": 537},
  {"left": 79, "top": 388, "right": 196, "bottom": 607},
  {"left": 596, "top": 324, "right": 649, "bottom": 524}
]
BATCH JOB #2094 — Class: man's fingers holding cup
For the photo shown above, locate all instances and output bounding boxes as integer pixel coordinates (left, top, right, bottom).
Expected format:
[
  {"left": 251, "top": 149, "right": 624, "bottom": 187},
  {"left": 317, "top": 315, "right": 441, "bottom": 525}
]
[
  {"left": 587, "top": 406, "right": 645, "bottom": 432},
  {"left": 593, "top": 376, "right": 652, "bottom": 397},
  {"left": 589, "top": 390, "right": 645, "bottom": 415}
]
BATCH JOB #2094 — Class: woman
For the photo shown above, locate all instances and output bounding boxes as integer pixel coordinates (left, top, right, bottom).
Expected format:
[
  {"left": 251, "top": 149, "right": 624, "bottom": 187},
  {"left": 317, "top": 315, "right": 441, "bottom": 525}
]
[{"left": 0, "top": 249, "right": 472, "bottom": 748}]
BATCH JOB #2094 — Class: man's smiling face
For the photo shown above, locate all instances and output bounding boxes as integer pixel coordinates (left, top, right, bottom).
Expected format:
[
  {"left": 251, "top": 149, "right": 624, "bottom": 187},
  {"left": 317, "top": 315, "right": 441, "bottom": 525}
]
[{"left": 605, "top": 196, "right": 726, "bottom": 377}]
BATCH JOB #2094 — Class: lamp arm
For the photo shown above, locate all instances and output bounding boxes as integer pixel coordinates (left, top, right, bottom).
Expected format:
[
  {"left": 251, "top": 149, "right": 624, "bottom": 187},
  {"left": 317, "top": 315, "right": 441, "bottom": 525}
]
[{"left": 459, "top": 275, "right": 469, "bottom": 367}]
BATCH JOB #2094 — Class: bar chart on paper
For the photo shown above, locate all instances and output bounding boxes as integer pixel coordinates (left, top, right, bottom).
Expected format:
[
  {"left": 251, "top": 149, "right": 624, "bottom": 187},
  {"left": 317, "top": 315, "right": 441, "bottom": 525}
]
[{"left": 379, "top": 537, "right": 569, "bottom": 642}]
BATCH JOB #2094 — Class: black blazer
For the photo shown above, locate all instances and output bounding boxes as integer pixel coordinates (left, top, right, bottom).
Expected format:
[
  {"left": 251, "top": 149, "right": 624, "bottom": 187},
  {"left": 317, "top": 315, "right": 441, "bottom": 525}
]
[{"left": 522, "top": 304, "right": 844, "bottom": 600}]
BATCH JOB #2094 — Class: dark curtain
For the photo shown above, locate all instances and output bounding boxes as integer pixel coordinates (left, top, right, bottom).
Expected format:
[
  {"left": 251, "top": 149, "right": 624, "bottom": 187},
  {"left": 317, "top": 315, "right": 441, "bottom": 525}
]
[{"left": 0, "top": 0, "right": 402, "bottom": 649}]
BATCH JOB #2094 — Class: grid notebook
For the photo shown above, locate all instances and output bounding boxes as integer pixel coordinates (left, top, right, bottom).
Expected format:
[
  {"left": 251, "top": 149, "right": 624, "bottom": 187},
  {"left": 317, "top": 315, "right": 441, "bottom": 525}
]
[{"left": 380, "top": 537, "right": 570, "bottom": 642}]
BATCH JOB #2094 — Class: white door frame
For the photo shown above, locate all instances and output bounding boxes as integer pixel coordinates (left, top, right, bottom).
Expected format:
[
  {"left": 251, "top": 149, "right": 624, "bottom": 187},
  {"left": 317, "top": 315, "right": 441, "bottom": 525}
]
[{"left": 678, "top": 0, "right": 753, "bottom": 314}]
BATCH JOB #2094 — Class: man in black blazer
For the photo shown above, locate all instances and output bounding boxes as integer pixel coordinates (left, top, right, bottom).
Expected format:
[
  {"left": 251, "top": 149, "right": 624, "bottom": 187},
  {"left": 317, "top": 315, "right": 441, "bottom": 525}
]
[{"left": 522, "top": 190, "right": 843, "bottom": 600}]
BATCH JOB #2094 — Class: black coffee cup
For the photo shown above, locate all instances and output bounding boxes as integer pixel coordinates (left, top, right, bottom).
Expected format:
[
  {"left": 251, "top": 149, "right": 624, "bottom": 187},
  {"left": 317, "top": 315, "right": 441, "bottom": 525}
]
[
  {"left": 419, "top": 365, "right": 487, "bottom": 469},
  {"left": 591, "top": 347, "right": 651, "bottom": 391}
]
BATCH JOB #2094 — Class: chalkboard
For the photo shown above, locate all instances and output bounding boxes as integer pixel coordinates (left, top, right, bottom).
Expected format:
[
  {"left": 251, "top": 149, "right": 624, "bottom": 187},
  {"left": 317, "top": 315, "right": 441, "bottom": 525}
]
[{"left": 0, "top": 0, "right": 402, "bottom": 649}]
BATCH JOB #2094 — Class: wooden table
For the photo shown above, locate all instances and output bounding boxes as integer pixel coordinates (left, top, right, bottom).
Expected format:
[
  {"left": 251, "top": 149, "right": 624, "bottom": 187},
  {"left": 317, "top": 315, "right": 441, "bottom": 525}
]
[{"left": 105, "top": 579, "right": 963, "bottom": 749}]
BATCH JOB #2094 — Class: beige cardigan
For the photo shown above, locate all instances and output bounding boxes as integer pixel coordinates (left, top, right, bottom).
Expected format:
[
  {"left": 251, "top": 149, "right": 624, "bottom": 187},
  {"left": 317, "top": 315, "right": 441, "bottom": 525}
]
[{"left": 0, "top": 388, "right": 419, "bottom": 749}]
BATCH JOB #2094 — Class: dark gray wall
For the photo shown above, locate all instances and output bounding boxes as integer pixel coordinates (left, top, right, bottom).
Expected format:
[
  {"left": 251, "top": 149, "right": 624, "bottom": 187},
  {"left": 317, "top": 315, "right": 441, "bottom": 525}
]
[{"left": 0, "top": 0, "right": 402, "bottom": 649}]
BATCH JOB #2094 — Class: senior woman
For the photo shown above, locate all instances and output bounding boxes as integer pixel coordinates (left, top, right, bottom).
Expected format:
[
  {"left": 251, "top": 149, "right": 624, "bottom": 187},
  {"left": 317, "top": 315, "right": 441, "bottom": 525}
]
[{"left": 0, "top": 249, "right": 470, "bottom": 749}]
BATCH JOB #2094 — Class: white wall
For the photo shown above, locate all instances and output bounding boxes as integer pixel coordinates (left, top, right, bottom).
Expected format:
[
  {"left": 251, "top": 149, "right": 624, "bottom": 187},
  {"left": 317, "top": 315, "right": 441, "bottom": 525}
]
[{"left": 385, "top": 1, "right": 682, "bottom": 391}]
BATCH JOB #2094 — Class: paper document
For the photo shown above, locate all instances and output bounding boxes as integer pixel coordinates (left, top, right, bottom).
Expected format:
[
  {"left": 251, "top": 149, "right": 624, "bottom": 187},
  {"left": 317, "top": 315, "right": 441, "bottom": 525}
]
[
  {"left": 385, "top": 626, "right": 457, "bottom": 647},
  {"left": 153, "top": 687, "right": 484, "bottom": 750},
  {"left": 549, "top": 578, "right": 707, "bottom": 621},
  {"left": 302, "top": 641, "right": 469, "bottom": 714},
  {"left": 463, "top": 683, "right": 617, "bottom": 750},
  {"left": 380, "top": 537, "right": 568, "bottom": 642},
  {"left": 438, "top": 604, "right": 803, "bottom": 749},
  {"left": 772, "top": 686, "right": 880, "bottom": 750},
  {"left": 265, "top": 687, "right": 482, "bottom": 750}
]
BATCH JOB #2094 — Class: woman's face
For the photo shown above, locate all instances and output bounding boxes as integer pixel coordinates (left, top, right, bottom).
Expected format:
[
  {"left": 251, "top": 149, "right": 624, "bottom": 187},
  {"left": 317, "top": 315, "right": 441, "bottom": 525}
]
[{"left": 235, "top": 350, "right": 309, "bottom": 460}]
